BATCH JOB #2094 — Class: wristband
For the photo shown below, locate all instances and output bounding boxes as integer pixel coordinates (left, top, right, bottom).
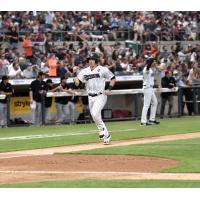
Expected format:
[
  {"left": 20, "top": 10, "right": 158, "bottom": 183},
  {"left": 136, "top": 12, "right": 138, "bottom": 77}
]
[{"left": 108, "top": 85, "right": 113, "bottom": 91}]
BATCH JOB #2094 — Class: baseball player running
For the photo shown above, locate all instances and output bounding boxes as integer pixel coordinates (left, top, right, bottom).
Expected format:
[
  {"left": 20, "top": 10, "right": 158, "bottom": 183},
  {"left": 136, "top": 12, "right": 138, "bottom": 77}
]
[
  {"left": 141, "top": 58, "right": 160, "bottom": 126},
  {"left": 74, "top": 53, "right": 116, "bottom": 144}
]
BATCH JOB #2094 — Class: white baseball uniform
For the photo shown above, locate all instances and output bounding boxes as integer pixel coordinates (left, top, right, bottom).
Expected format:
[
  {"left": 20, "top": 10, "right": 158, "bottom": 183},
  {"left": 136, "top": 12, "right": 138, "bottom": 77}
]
[
  {"left": 77, "top": 65, "right": 114, "bottom": 137},
  {"left": 141, "top": 66, "right": 158, "bottom": 123}
]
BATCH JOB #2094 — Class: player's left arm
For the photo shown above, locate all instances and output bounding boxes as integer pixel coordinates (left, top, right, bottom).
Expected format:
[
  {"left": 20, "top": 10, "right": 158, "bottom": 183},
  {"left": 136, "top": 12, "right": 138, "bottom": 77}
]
[
  {"left": 103, "top": 67, "right": 116, "bottom": 95},
  {"left": 73, "top": 67, "right": 85, "bottom": 88},
  {"left": 104, "top": 76, "right": 116, "bottom": 96}
]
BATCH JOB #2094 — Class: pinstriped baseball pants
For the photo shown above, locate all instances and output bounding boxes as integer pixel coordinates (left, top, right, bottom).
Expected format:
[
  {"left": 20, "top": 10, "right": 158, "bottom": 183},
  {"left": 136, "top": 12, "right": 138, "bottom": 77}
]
[
  {"left": 141, "top": 87, "right": 158, "bottom": 123},
  {"left": 89, "top": 94, "right": 109, "bottom": 136}
]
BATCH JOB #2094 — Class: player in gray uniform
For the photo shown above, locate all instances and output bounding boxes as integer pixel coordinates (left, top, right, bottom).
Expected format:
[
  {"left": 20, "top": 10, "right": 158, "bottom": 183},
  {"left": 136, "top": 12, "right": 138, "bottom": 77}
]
[
  {"left": 74, "top": 53, "right": 116, "bottom": 144},
  {"left": 141, "top": 58, "right": 160, "bottom": 126}
]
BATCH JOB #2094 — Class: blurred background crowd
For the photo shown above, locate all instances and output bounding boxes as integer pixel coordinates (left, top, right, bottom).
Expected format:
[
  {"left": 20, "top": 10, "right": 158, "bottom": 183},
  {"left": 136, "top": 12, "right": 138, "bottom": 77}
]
[{"left": 0, "top": 11, "right": 200, "bottom": 88}]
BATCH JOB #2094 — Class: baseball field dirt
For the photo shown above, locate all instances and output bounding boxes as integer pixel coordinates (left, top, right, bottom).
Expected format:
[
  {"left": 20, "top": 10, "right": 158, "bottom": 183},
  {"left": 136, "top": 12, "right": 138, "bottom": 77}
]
[{"left": 0, "top": 132, "right": 200, "bottom": 184}]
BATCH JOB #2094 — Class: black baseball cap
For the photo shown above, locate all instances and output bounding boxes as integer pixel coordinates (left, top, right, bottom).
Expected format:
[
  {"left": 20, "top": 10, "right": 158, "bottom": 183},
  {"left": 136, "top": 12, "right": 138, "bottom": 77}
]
[
  {"left": 38, "top": 71, "right": 45, "bottom": 76},
  {"left": 146, "top": 58, "right": 155, "bottom": 67},
  {"left": 46, "top": 79, "right": 53, "bottom": 84},
  {"left": 2, "top": 75, "right": 9, "bottom": 81}
]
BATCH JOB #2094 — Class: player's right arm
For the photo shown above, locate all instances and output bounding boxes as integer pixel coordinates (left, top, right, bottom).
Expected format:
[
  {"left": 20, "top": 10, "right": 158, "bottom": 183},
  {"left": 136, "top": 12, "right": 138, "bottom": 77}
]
[{"left": 73, "top": 66, "right": 85, "bottom": 88}]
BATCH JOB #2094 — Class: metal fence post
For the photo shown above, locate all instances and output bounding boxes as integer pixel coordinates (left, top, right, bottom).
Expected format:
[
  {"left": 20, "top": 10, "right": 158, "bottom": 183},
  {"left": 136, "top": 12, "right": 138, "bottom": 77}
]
[
  {"left": 41, "top": 92, "right": 46, "bottom": 125},
  {"left": 193, "top": 87, "right": 197, "bottom": 115},
  {"left": 178, "top": 87, "right": 183, "bottom": 117},
  {"left": 7, "top": 96, "right": 10, "bottom": 127},
  {"left": 134, "top": 93, "right": 139, "bottom": 119}
]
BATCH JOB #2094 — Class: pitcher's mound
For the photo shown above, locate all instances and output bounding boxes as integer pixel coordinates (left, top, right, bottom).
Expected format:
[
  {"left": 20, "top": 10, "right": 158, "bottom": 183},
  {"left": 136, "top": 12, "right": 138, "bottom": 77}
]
[{"left": 0, "top": 154, "right": 179, "bottom": 184}]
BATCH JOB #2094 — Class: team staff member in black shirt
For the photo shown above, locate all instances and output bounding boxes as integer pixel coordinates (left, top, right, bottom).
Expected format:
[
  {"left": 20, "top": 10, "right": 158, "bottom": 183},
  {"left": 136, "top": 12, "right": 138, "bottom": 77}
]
[
  {"left": 29, "top": 71, "right": 47, "bottom": 126},
  {"left": 160, "top": 70, "right": 176, "bottom": 118},
  {"left": 0, "top": 75, "right": 13, "bottom": 128}
]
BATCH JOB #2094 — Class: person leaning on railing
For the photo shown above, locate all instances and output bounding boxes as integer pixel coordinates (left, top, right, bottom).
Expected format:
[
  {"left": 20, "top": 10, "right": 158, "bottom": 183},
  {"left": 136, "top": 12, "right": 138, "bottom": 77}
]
[
  {"left": 185, "top": 62, "right": 200, "bottom": 115},
  {"left": 160, "top": 70, "right": 176, "bottom": 118}
]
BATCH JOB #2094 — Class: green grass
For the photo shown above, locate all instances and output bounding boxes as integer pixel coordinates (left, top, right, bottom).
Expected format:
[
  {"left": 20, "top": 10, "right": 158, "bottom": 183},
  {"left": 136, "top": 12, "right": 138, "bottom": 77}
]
[
  {"left": 0, "top": 117, "right": 200, "bottom": 188},
  {"left": 1, "top": 179, "right": 200, "bottom": 188},
  {"left": 73, "top": 138, "right": 200, "bottom": 173},
  {"left": 0, "top": 116, "right": 200, "bottom": 153}
]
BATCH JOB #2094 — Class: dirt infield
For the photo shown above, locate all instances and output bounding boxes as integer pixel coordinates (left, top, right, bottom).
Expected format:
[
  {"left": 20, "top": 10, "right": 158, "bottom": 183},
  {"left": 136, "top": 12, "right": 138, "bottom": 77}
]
[
  {"left": 0, "top": 154, "right": 180, "bottom": 184},
  {"left": 0, "top": 132, "right": 200, "bottom": 184}
]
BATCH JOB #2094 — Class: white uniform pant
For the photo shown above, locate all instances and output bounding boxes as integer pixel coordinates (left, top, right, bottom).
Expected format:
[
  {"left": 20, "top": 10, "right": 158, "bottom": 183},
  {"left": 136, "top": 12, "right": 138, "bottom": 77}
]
[
  {"left": 141, "top": 87, "right": 158, "bottom": 123},
  {"left": 89, "top": 94, "right": 109, "bottom": 137},
  {"left": 0, "top": 102, "right": 7, "bottom": 126}
]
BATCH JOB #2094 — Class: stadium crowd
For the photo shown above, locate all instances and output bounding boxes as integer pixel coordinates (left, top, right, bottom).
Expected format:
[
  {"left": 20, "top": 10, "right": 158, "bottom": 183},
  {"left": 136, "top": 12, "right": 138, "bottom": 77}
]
[
  {"left": 0, "top": 11, "right": 200, "bottom": 42},
  {"left": 0, "top": 11, "right": 200, "bottom": 88}
]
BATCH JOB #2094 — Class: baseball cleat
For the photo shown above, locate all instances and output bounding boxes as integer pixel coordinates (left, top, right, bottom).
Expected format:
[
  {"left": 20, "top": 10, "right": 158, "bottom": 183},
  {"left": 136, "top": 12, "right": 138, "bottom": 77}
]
[
  {"left": 149, "top": 120, "right": 160, "bottom": 125},
  {"left": 99, "top": 134, "right": 104, "bottom": 141},
  {"left": 103, "top": 134, "right": 111, "bottom": 145},
  {"left": 140, "top": 122, "right": 151, "bottom": 126}
]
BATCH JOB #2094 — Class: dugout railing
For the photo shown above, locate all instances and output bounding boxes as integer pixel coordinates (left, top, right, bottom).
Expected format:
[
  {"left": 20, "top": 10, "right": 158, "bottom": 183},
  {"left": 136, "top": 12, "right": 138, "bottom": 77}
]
[
  {"left": 0, "top": 88, "right": 177, "bottom": 127},
  {"left": 3, "top": 86, "right": 200, "bottom": 127},
  {"left": 178, "top": 86, "right": 200, "bottom": 116}
]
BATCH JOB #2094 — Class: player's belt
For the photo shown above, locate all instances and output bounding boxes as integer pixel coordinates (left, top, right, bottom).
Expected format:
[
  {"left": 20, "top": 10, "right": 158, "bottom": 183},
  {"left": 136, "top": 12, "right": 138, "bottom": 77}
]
[
  {"left": 88, "top": 92, "right": 102, "bottom": 97},
  {"left": 143, "top": 85, "right": 153, "bottom": 87}
]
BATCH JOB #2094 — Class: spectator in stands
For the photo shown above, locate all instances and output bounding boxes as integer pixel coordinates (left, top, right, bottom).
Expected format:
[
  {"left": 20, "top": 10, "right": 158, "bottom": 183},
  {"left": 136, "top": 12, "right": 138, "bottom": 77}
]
[
  {"left": 23, "top": 64, "right": 37, "bottom": 78},
  {"left": 0, "top": 54, "right": 10, "bottom": 69},
  {"left": 4, "top": 48, "right": 15, "bottom": 63},
  {"left": 47, "top": 53, "right": 58, "bottom": 77},
  {"left": 0, "top": 59, "right": 8, "bottom": 78},
  {"left": 6, "top": 25, "right": 19, "bottom": 49},
  {"left": 187, "top": 62, "right": 200, "bottom": 86},
  {"left": 120, "top": 57, "right": 132, "bottom": 72},
  {"left": 44, "top": 11, "right": 55, "bottom": 30},
  {"left": 18, "top": 57, "right": 28, "bottom": 71},
  {"left": 0, "top": 75, "right": 13, "bottom": 128},
  {"left": 160, "top": 70, "right": 176, "bottom": 118},
  {"left": 57, "top": 60, "right": 71, "bottom": 78},
  {"left": 32, "top": 43, "right": 44, "bottom": 63},
  {"left": 40, "top": 56, "right": 49, "bottom": 75},
  {"left": 22, "top": 33, "right": 33, "bottom": 63},
  {"left": 133, "top": 19, "right": 145, "bottom": 41},
  {"left": 79, "top": 15, "right": 90, "bottom": 30},
  {"left": 8, "top": 61, "right": 24, "bottom": 79}
]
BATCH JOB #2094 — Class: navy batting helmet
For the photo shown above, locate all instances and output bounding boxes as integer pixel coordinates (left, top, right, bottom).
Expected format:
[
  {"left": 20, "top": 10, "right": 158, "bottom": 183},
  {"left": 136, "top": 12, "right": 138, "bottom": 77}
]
[
  {"left": 146, "top": 58, "right": 155, "bottom": 67},
  {"left": 87, "top": 52, "right": 99, "bottom": 63}
]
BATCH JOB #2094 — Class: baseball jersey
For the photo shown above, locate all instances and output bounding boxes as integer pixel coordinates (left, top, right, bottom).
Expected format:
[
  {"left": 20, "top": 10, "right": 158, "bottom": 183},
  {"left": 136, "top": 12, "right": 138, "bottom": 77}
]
[
  {"left": 142, "top": 67, "right": 154, "bottom": 88},
  {"left": 0, "top": 81, "right": 13, "bottom": 104},
  {"left": 77, "top": 66, "right": 114, "bottom": 94}
]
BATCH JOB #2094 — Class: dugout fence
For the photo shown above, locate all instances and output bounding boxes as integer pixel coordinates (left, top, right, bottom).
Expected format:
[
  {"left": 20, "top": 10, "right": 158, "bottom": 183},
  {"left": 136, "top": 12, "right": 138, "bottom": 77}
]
[{"left": 2, "top": 86, "right": 200, "bottom": 127}]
